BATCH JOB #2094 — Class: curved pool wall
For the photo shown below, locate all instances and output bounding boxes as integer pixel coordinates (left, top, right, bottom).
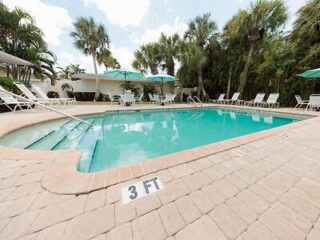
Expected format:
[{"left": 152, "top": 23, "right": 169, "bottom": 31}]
[{"left": 0, "top": 108, "right": 308, "bottom": 172}]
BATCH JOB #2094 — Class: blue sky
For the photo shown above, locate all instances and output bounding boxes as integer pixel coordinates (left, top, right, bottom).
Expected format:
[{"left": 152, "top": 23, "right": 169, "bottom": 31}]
[{"left": 4, "top": 0, "right": 307, "bottom": 73}]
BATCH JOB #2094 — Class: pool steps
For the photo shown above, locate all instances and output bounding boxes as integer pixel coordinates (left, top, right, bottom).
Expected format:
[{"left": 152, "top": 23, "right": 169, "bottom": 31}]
[
  {"left": 26, "top": 120, "right": 79, "bottom": 150},
  {"left": 24, "top": 118, "right": 104, "bottom": 172}
]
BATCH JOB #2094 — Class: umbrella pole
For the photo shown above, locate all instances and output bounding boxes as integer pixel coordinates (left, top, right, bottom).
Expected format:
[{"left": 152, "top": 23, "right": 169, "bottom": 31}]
[{"left": 161, "top": 78, "right": 163, "bottom": 95}]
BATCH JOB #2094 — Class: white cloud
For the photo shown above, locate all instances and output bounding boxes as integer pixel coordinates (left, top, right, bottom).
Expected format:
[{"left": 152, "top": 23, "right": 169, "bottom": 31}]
[
  {"left": 131, "top": 17, "right": 187, "bottom": 45},
  {"left": 83, "top": 0, "right": 150, "bottom": 27},
  {"left": 3, "top": 0, "right": 72, "bottom": 46},
  {"left": 285, "top": 0, "right": 306, "bottom": 31},
  {"left": 110, "top": 44, "right": 134, "bottom": 70}
]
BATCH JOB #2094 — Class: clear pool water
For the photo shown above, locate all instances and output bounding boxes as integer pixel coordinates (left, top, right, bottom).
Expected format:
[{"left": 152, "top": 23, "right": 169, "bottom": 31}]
[{"left": 0, "top": 108, "right": 307, "bottom": 172}]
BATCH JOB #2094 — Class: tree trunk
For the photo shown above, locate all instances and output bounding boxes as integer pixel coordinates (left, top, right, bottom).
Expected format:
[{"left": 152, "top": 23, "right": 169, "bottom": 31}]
[
  {"left": 150, "top": 65, "right": 158, "bottom": 75},
  {"left": 226, "top": 64, "right": 233, "bottom": 99},
  {"left": 238, "top": 42, "right": 255, "bottom": 95},
  {"left": 198, "top": 67, "right": 206, "bottom": 97},
  {"left": 92, "top": 53, "right": 100, "bottom": 101}
]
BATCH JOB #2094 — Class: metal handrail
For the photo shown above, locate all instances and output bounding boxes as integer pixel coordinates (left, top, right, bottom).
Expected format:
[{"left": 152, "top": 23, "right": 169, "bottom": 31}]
[
  {"left": 187, "top": 96, "right": 197, "bottom": 107},
  {"left": 0, "top": 88, "right": 91, "bottom": 126},
  {"left": 193, "top": 96, "right": 203, "bottom": 106}
]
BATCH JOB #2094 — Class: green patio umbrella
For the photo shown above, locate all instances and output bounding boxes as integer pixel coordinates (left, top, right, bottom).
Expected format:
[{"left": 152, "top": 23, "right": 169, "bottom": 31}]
[
  {"left": 297, "top": 68, "right": 320, "bottom": 78},
  {"left": 104, "top": 69, "right": 144, "bottom": 92},
  {"left": 147, "top": 74, "right": 178, "bottom": 95}
]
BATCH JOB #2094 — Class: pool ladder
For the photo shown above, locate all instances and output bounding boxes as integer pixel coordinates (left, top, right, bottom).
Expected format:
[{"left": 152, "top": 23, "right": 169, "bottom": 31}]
[{"left": 187, "top": 96, "right": 203, "bottom": 107}]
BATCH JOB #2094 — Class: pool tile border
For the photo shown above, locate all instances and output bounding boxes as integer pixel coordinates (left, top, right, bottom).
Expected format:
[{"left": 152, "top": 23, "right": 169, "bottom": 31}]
[{"left": 0, "top": 104, "right": 319, "bottom": 195}]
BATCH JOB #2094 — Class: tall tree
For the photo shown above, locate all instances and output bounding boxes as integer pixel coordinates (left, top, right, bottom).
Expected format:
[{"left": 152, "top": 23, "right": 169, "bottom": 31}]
[
  {"left": 224, "top": 0, "right": 287, "bottom": 95},
  {"left": 159, "top": 33, "right": 180, "bottom": 75},
  {"left": 70, "top": 17, "right": 109, "bottom": 100},
  {"left": 184, "top": 13, "right": 217, "bottom": 97},
  {"left": 132, "top": 43, "right": 161, "bottom": 75}
]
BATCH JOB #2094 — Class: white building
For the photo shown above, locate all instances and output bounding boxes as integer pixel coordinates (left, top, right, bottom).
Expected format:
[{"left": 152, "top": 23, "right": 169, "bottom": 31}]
[{"left": 30, "top": 73, "right": 175, "bottom": 98}]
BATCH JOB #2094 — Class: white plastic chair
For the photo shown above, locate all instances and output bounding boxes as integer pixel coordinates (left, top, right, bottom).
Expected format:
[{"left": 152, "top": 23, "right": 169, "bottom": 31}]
[
  {"left": 295, "top": 95, "right": 309, "bottom": 108},
  {"left": 261, "top": 93, "right": 279, "bottom": 108},
  {"left": 210, "top": 93, "right": 225, "bottom": 104},
  {"left": 306, "top": 95, "right": 320, "bottom": 111},
  {"left": 245, "top": 93, "right": 265, "bottom": 107},
  {"left": 224, "top": 92, "right": 240, "bottom": 104}
]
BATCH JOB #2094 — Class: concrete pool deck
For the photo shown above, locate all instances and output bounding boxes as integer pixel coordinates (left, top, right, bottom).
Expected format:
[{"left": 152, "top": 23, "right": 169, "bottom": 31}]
[{"left": 0, "top": 103, "right": 320, "bottom": 240}]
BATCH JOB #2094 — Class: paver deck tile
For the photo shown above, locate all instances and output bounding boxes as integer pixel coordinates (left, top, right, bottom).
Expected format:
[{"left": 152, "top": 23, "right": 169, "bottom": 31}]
[
  {"left": 135, "top": 194, "right": 161, "bottom": 216},
  {"left": 280, "top": 190, "right": 319, "bottom": 221},
  {"left": 190, "top": 190, "right": 215, "bottom": 214},
  {"left": 30, "top": 191, "right": 74, "bottom": 210},
  {"left": 115, "top": 201, "right": 136, "bottom": 225},
  {"left": 35, "top": 222, "right": 67, "bottom": 240},
  {"left": 29, "top": 195, "right": 87, "bottom": 232},
  {"left": 175, "top": 215, "right": 226, "bottom": 240},
  {"left": 307, "top": 228, "right": 320, "bottom": 240},
  {"left": 132, "top": 211, "right": 166, "bottom": 240},
  {"left": 259, "top": 209, "right": 306, "bottom": 240},
  {"left": 158, "top": 179, "right": 189, "bottom": 204},
  {"left": 159, "top": 202, "right": 186, "bottom": 236},
  {"left": 201, "top": 184, "right": 226, "bottom": 205},
  {"left": 175, "top": 195, "right": 201, "bottom": 224},
  {"left": 1, "top": 210, "right": 39, "bottom": 240},
  {"left": 2, "top": 193, "right": 38, "bottom": 217},
  {"left": 209, "top": 204, "right": 247, "bottom": 239},
  {"left": 271, "top": 202, "right": 312, "bottom": 234},
  {"left": 237, "top": 190, "right": 269, "bottom": 214},
  {"left": 107, "top": 223, "right": 132, "bottom": 240},
  {"left": 226, "top": 197, "right": 257, "bottom": 224},
  {"left": 181, "top": 172, "right": 211, "bottom": 191},
  {"left": 85, "top": 189, "right": 106, "bottom": 212},
  {"left": 245, "top": 221, "right": 279, "bottom": 240},
  {"left": 62, "top": 205, "right": 114, "bottom": 240}
]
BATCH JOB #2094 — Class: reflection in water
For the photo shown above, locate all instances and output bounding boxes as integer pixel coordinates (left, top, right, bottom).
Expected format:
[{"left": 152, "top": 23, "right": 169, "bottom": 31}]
[{"left": 88, "top": 109, "right": 296, "bottom": 172}]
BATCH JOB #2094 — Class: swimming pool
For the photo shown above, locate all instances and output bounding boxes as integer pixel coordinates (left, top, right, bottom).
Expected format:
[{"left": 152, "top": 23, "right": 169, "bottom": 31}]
[{"left": 0, "top": 108, "right": 307, "bottom": 172}]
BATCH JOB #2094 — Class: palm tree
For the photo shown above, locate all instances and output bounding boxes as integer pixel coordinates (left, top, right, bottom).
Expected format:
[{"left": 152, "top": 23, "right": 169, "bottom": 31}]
[
  {"left": 97, "top": 49, "right": 121, "bottom": 70},
  {"left": 225, "top": 0, "right": 287, "bottom": 95},
  {"left": 0, "top": 2, "right": 56, "bottom": 83},
  {"left": 184, "top": 13, "right": 217, "bottom": 96},
  {"left": 159, "top": 33, "right": 180, "bottom": 75},
  {"left": 70, "top": 17, "right": 109, "bottom": 101},
  {"left": 292, "top": 0, "right": 320, "bottom": 45},
  {"left": 132, "top": 43, "right": 161, "bottom": 75},
  {"left": 57, "top": 66, "right": 71, "bottom": 79},
  {"left": 69, "top": 64, "right": 85, "bottom": 74}
]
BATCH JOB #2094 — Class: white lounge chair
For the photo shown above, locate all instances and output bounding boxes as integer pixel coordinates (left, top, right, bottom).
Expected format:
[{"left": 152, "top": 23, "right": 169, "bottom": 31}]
[
  {"left": 148, "top": 93, "right": 161, "bottom": 104},
  {"left": 295, "top": 95, "right": 309, "bottom": 108},
  {"left": 120, "top": 93, "right": 135, "bottom": 106},
  {"left": 0, "top": 86, "right": 34, "bottom": 112},
  {"left": 163, "top": 93, "right": 175, "bottom": 104},
  {"left": 210, "top": 93, "right": 225, "bottom": 104},
  {"left": 261, "top": 93, "right": 279, "bottom": 108},
  {"left": 135, "top": 94, "right": 144, "bottom": 103},
  {"left": 245, "top": 93, "right": 265, "bottom": 107},
  {"left": 306, "top": 95, "right": 320, "bottom": 111},
  {"left": 224, "top": 92, "right": 240, "bottom": 105},
  {"left": 32, "top": 85, "right": 74, "bottom": 106},
  {"left": 15, "top": 82, "right": 57, "bottom": 106}
]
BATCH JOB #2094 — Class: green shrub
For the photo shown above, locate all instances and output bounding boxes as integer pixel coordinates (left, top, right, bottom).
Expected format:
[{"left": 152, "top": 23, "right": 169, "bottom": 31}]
[
  {"left": 0, "top": 77, "right": 29, "bottom": 94},
  {"left": 74, "top": 92, "right": 109, "bottom": 101},
  {"left": 47, "top": 91, "right": 60, "bottom": 98}
]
